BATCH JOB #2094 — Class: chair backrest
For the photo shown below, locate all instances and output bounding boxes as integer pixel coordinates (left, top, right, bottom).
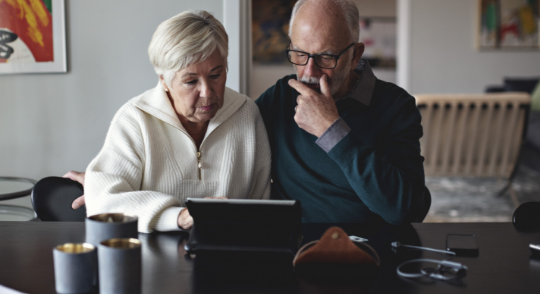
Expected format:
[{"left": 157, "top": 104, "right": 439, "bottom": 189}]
[
  {"left": 513, "top": 202, "right": 540, "bottom": 231},
  {"left": 31, "top": 177, "right": 86, "bottom": 221},
  {"left": 504, "top": 78, "right": 539, "bottom": 94},
  {"left": 415, "top": 93, "right": 530, "bottom": 178},
  {"left": 414, "top": 186, "right": 431, "bottom": 223}
]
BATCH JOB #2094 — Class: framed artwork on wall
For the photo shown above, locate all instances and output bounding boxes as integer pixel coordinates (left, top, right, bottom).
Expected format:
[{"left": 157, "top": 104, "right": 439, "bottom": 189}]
[
  {"left": 358, "top": 17, "right": 396, "bottom": 69},
  {"left": 252, "top": 0, "right": 295, "bottom": 65},
  {"left": 0, "top": 0, "right": 66, "bottom": 74},
  {"left": 478, "top": 0, "right": 540, "bottom": 49}
]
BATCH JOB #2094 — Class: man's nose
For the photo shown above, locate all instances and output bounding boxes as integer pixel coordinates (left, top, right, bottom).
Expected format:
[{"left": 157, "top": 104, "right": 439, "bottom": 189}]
[{"left": 303, "top": 57, "right": 322, "bottom": 77}]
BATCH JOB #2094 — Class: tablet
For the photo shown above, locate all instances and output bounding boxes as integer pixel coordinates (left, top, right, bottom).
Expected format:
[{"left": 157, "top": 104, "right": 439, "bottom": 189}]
[{"left": 184, "top": 199, "right": 302, "bottom": 254}]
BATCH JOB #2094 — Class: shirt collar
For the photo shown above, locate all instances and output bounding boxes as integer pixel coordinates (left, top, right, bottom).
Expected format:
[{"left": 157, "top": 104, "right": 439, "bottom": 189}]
[{"left": 343, "top": 59, "right": 376, "bottom": 106}]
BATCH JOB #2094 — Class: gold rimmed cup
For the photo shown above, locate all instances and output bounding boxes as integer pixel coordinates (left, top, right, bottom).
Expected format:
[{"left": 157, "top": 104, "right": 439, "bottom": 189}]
[
  {"left": 88, "top": 213, "right": 138, "bottom": 224},
  {"left": 53, "top": 243, "right": 97, "bottom": 293},
  {"left": 99, "top": 238, "right": 142, "bottom": 294},
  {"left": 101, "top": 238, "right": 141, "bottom": 249},
  {"left": 85, "top": 213, "right": 138, "bottom": 247},
  {"left": 56, "top": 243, "right": 95, "bottom": 254}
]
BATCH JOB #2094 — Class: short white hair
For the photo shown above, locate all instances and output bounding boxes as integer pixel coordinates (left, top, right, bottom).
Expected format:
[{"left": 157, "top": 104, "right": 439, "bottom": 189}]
[
  {"left": 289, "top": 0, "right": 359, "bottom": 43},
  {"left": 148, "top": 10, "right": 228, "bottom": 87}
]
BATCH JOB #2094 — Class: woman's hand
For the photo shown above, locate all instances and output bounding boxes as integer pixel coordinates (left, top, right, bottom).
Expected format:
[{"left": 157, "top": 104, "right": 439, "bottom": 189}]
[
  {"left": 177, "top": 208, "right": 194, "bottom": 229},
  {"left": 63, "top": 171, "right": 86, "bottom": 209},
  {"left": 177, "top": 197, "right": 227, "bottom": 229}
]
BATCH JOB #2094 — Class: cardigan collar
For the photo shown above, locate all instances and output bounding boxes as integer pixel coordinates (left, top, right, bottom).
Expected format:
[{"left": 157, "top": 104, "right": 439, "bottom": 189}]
[{"left": 134, "top": 82, "right": 246, "bottom": 139}]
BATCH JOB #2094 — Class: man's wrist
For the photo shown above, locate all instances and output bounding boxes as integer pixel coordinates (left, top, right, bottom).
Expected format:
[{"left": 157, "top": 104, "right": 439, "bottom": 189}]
[
  {"left": 314, "top": 116, "right": 338, "bottom": 137},
  {"left": 315, "top": 118, "right": 351, "bottom": 152}
]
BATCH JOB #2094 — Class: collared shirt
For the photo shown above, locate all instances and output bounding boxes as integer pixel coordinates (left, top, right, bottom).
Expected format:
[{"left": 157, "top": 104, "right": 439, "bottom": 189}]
[
  {"left": 255, "top": 59, "right": 427, "bottom": 225},
  {"left": 316, "top": 59, "right": 376, "bottom": 152}
]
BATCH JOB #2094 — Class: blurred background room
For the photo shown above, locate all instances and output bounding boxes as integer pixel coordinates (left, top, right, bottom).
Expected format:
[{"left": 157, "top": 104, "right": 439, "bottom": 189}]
[{"left": 1, "top": 0, "right": 540, "bottom": 223}]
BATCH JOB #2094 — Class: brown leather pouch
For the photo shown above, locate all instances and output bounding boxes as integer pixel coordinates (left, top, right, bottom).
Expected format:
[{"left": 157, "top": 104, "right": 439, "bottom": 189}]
[{"left": 293, "top": 227, "right": 380, "bottom": 281}]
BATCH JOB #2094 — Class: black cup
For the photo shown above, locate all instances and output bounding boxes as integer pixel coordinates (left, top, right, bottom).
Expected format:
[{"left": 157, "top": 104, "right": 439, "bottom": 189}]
[
  {"left": 53, "top": 243, "right": 97, "bottom": 293},
  {"left": 85, "top": 213, "right": 138, "bottom": 247},
  {"left": 98, "top": 238, "right": 142, "bottom": 294}
]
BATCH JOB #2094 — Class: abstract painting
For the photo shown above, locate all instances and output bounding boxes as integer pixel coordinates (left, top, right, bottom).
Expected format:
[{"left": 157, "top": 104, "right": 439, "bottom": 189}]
[
  {"left": 478, "top": 0, "right": 540, "bottom": 49},
  {"left": 252, "top": 0, "right": 295, "bottom": 65},
  {"left": 0, "top": 0, "right": 66, "bottom": 74}
]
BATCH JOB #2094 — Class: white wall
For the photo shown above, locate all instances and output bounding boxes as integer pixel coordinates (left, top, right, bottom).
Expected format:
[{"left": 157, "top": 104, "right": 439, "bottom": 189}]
[
  {"left": 251, "top": 65, "right": 296, "bottom": 99},
  {"left": 398, "top": 0, "right": 540, "bottom": 94},
  {"left": 0, "top": 0, "right": 224, "bottom": 207},
  {"left": 250, "top": 0, "right": 397, "bottom": 99}
]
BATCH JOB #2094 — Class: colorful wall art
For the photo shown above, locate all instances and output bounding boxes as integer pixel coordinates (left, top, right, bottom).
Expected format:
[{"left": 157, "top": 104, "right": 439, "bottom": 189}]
[
  {"left": 0, "top": 0, "right": 66, "bottom": 74},
  {"left": 479, "top": 0, "right": 540, "bottom": 49}
]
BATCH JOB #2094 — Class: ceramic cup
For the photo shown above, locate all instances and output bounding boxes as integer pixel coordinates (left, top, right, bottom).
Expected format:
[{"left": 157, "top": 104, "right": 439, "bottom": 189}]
[
  {"left": 85, "top": 213, "right": 138, "bottom": 247},
  {"left": 98, "top": 238, "right": 142, "bottom": 294},
  {"left": 53, "top": 243, "right": 97, "bottom": 293}
]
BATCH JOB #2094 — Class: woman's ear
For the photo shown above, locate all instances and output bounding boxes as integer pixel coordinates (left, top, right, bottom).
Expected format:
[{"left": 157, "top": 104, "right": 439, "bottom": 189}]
[
  {"left": 350, "top": 43, "right": 365, "bottom": 71},
  {"left": 159, "top": 75, "right": 169, "bottom": 92}
]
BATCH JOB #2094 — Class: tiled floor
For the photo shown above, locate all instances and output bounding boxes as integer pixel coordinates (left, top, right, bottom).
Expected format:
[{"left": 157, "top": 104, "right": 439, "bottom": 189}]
[{"left": 424, "top": 164, "right": 540, "bottom": 222}]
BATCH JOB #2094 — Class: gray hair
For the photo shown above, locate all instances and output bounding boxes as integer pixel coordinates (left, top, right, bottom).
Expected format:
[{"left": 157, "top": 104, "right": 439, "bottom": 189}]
[
  {"left": 148, "top": 10, "right": 228, "bottom": 87},
  {"left": 288, "top": 0, "right": 359, "bottom": 43}
]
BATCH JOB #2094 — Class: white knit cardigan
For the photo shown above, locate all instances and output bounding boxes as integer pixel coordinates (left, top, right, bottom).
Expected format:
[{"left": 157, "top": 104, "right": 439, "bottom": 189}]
[{"left": 85, "top": 83, "right": 271, "bottom": 233}]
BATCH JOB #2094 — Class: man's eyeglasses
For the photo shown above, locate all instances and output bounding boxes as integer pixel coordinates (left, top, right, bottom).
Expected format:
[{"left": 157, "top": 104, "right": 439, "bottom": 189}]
[{"left": 286, "top": 43, "right": 355, "bottom": 69}]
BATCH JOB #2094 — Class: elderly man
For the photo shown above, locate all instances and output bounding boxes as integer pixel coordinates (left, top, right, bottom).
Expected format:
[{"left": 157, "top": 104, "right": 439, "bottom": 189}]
[
  {"left": 67, "top": 0, "right": 429, "bottom": 226},
  {"left": 254, "top": 0, "right": 429, "bottom": 225}
]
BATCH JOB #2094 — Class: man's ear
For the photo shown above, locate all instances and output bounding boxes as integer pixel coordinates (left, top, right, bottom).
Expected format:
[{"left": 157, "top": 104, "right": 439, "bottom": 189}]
[{"left": 350, "top": 43, "right": 365, "bottom": 71}]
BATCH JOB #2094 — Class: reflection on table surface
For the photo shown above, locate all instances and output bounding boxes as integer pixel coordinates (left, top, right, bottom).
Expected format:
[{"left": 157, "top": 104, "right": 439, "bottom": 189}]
[
  {"left": 140, "top": 223, "right": 423, "bottom": 294},
  {"left": 0, "top": 222, "right": 539, "bottom": 294},
  {"left": 0, "top": 205, "right": 35, "bottom": 221},
  {"left": 0, "top": 177, "right": 37, "bottom": 221},
  {"left": 0, "top": 180, "right": 34, "bottom": 194},
  {"left": 0, "top": 177, "right": 36, "bottom": 201}
]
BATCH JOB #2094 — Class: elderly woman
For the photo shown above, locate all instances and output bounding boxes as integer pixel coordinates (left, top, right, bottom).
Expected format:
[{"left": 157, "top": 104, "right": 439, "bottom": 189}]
[{"left": 82, "top": 10, "right": 270, "bottom": 233}]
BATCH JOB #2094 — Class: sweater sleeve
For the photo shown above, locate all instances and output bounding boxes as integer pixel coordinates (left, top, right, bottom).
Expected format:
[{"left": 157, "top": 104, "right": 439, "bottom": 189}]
[
  {"left": 247, "top": 102, "right": 272, "bottom": 200},
  {"left": 324, "top": 98, "right": 426, "bottom": 225},
  {"left": 85, "top": 104, "right": 181, "bottom": 233}
]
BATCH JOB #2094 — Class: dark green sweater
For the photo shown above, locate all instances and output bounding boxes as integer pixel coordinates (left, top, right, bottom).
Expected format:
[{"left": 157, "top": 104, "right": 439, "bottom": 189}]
[{"left": 255, "top": 67, "right": 426, "bottom": 225}]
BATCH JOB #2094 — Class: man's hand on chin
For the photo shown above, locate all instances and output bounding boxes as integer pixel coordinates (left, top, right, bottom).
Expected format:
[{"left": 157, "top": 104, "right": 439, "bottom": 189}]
[{"left": 288, "top": 74, "right": 340, "bottom": 138}]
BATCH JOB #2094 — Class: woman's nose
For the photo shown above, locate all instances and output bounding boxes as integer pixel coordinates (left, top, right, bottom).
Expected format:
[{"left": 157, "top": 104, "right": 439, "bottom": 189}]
[{"left": 199, "top": 80, "right": 211, "bottom": 97}]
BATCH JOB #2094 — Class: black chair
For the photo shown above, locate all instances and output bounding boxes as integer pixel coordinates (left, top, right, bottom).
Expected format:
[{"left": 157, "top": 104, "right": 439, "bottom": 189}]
[
  {"left": 513, "top": 202, "right": 540, "bottom": 231},
  {"left": 415, "top": 186, "right": 432, "bottom": 223},
  {"left": 31, "top": 177, "right": 86, "bottom": 221},
  {"left": 485, "top": 77, "right": 540, "bottom": 94}
]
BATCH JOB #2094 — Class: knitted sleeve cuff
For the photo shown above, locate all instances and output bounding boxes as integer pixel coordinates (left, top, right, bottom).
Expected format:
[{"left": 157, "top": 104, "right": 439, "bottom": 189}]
[
  {"left": 316, "top": 118, "right": 351, "bottom": 153},
  {"left": 152, "top": 207, "right": 184, "bottom": 232}
]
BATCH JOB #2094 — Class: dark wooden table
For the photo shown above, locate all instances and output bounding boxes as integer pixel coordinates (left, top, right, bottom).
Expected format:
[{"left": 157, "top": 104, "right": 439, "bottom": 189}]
[{"left": 0, "top": 221, "right": 539, "bottom": 294}]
